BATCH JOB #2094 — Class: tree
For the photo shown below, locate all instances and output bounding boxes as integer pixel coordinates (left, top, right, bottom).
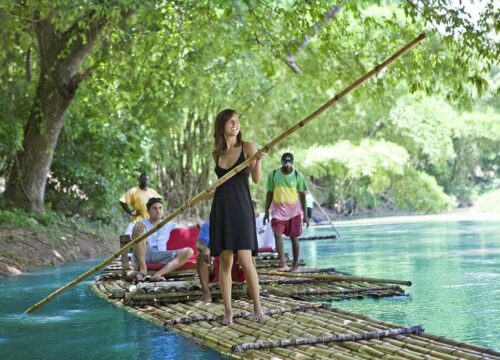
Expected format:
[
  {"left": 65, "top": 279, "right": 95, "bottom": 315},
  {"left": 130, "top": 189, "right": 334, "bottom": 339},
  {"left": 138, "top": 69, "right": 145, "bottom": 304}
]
[
  {"left": 2, "top": 1, "right": 132, "bottom": 212},
  {"left": 0, "top": 0, "right": 497, "bottom": 216}
]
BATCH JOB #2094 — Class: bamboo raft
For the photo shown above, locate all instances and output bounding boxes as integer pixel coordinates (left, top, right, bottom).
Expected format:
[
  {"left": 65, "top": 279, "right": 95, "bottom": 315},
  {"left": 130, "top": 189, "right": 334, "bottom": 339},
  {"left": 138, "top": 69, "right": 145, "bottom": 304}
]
[{"left": 90, "top": 259, "right": 500, "bottom": 359}]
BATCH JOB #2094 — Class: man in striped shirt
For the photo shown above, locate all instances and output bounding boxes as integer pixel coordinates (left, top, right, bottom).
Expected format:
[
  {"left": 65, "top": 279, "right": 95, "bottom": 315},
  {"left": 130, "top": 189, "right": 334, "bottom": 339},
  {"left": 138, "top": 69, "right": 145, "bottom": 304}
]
[{"left": 263, "top": 152, "right": 309, "bottom": 271}]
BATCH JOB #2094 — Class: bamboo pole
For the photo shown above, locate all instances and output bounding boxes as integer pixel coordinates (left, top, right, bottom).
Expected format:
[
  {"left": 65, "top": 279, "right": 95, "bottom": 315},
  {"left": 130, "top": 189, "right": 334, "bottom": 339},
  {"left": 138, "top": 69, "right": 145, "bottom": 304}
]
[
  {"left": 312, "top": 197, "right": 341, "bottom": 237},
  {"left": 25, "top": 32, "right": 425, "bottom": 314},
  {"left": 164, "top": 303, "right": 325, "bottom": 326},
  {"left": 297, "top": 234, "right": 337, "bottom": 240},
  {"left": 257, "top": 269, "right": 412, "bottom": 286},
  {"left": 280, "top": 285, "right": 402, "bottom": 297},
  {"left": 232, "top": 325, "right": 425, "bottom": 352}
]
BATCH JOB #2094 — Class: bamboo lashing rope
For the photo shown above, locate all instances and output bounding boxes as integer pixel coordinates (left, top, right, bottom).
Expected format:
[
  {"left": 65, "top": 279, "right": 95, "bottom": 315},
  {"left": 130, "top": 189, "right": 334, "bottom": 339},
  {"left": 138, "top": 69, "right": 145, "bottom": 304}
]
[
  {"left": 25, "top": 32, "right": 425, "bottom": 314},
  {"left": 232, "top": 325, "right": 425, "bottom": 352},
  {"left": 257, "top": 269, "right": 412, "bottom": 286}
]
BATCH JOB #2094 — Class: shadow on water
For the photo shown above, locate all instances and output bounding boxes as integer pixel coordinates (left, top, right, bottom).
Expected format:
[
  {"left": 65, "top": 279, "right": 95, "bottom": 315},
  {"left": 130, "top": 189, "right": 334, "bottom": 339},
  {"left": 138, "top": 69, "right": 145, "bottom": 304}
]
[{"left": 0, "top": 260, "right": 224, "bottom": 360}]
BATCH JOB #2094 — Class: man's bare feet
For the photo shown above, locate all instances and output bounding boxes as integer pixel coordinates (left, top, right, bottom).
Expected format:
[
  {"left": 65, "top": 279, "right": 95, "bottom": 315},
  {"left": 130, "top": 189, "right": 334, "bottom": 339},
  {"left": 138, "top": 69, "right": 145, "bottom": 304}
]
[
  {"left": 222, "top": 309, "right": 233, "bottom": 325},
  {"left": 289, "top": 265, "right": 300, "bottom": 272},
  {"left": 134, "top": 272, "right": 146, "bottom": 283},
  {"left": 199, "top": 292, "right": 212, "bottom": 303},
  {"left": 277, "top": 263, "right": 290, "bottom": 272}
]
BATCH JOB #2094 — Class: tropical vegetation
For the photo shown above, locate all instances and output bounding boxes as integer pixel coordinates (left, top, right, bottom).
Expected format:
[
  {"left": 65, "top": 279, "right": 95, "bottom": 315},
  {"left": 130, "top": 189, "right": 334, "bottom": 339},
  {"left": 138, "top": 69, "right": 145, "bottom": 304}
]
[{"left": 0, "top": 0, "right": 498, "bottom": 224}]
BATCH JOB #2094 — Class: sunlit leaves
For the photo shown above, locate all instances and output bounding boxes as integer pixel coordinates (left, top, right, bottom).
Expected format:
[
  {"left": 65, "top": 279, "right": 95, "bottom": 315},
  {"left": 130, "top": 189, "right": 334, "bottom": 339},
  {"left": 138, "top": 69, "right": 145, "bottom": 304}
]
[{"left": 0, "top": 0, "right": 498, "bottom": 217}]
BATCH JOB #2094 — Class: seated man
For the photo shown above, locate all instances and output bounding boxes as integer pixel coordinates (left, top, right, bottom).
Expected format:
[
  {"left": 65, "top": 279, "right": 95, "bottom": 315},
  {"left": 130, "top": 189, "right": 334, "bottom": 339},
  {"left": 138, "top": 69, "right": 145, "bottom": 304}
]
[
  {"left": 132, "top": 197, "right": 194, "bottom": 282},
  {"left": 196, "top": 220, "right": 213, "bottom": 302}
]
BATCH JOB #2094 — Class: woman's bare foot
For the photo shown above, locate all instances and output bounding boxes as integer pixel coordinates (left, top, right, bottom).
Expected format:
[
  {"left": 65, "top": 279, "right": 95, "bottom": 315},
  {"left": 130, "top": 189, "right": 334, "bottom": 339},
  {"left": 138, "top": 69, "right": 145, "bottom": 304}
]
[
  {"left": 254, "top": 311, "right": 266, "bottom": 323},
  {"left": 222, "top": 309, "right": 233, "bottom": 325}
]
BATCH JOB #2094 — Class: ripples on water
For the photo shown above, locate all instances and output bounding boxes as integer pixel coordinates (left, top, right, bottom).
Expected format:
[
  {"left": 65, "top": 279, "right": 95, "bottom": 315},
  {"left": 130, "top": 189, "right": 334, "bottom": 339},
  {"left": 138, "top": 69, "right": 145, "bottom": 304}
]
[
  {"left": 0, "top": 261, "right": 224, "bottom": 360},
  {"left": 1, "top": 219, "right": 499, "bottom": 359},
  {"left": 297, "top": 219, "right": 500, "bottom": 351}
]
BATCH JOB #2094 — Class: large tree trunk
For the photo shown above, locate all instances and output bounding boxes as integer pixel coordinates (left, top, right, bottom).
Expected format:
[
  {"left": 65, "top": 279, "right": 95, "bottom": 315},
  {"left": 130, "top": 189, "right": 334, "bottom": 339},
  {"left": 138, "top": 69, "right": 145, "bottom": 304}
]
[
  {"left": 5, "top": 77, "right": 71, "bottom": 212},
  {"left": 4, "top": 13, "right": 108, "bottom": 212}
]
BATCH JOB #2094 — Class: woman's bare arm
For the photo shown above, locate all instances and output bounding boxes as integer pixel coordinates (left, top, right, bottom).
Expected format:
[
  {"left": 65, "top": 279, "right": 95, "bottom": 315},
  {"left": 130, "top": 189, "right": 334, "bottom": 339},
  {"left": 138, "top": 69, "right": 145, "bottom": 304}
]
[{"left": 244, "top": 141, "right": 266, "bottom": 184}]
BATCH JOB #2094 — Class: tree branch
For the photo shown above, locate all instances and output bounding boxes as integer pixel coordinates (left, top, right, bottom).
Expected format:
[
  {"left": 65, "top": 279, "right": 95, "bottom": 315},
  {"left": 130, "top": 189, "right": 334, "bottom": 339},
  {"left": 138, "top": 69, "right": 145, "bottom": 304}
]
[
  {"left": 62, "top": 67, "right": 93, "bottom": 100},
  {"left": 286, "top": 5, "right": 342, "bottom": 74}
]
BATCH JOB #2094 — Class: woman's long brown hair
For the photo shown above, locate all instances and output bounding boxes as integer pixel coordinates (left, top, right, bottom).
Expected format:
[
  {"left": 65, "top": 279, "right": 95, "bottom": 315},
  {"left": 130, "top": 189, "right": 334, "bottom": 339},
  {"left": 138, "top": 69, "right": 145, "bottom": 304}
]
[{"left": 213, "top": 108, "right": 243, "bottom": 158}]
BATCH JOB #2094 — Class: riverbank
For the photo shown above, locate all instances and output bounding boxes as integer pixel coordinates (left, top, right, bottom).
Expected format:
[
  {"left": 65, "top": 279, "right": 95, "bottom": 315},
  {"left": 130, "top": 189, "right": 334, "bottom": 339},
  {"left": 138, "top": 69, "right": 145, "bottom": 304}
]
[
  {"left": 2, "top": 188, "right": 498, "bottom": 276},
  {"left": 0, "top": 225, "right": 117, "bottom": 276},
  {"left": 0, "top": 208, "right": 119, "bottom": 276},
  {"left": 314, "top": 187, "right": 500, "bottom": 227}
]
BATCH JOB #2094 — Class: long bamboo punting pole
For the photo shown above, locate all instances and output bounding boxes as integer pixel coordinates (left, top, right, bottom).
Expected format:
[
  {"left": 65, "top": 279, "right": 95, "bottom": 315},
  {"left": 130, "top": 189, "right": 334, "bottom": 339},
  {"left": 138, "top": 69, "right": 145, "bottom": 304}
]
[
  {"left": 257, "top": 269, "right": 412, "bottom": 286},
  {"left": 25, "top": 32, "right": 425, "bottom": 314},
  {"left": 312, "top": 196, "right": 341, "bottom": 237}
]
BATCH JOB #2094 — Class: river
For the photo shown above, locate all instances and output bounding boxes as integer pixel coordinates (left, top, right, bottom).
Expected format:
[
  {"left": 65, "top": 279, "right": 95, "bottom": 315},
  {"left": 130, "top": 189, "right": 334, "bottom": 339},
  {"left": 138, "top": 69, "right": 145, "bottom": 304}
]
[{"left": 1, "top": 216, "right": 498, "bottom": 359}]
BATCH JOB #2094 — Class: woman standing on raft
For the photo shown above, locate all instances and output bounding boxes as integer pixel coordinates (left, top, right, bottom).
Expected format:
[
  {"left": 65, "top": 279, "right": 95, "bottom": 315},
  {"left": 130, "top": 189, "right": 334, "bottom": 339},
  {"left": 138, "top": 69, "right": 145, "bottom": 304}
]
[{"left": 209, "top": 108, "right": 266, "bottom": 324}]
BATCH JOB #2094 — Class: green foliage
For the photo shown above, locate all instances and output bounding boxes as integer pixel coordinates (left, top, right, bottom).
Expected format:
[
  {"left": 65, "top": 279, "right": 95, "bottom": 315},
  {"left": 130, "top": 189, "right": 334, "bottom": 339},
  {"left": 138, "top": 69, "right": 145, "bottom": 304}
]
[
  {"left": 395, "top": 169, "right": 457, "bottom": 213},
  {"left": 386, "top": 96, "right": 456, "bottom": 169},
  {"left": 0, "top": 203, "right": 120, "bottom": 241},
  {"left": 309, "top": 140, "right": 409, "bottom": 176},
  {"left": 0, "top": 0, "right": 498, "bottom": 219},
  {"left": 298, "top": 139, "right": 457, "bottom": 213},
  {"left": 0, "top": 208, "right": 39, "bottom": 228},
  {"left": 472, "top": 188, "right": 500, "bottom": 213}
]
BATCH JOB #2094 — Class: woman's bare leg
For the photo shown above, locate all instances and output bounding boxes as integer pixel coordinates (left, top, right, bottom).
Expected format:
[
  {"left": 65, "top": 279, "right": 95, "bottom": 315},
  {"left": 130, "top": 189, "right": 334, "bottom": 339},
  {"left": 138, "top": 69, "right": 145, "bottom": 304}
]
[
  {"left": 219, "top": 250, "right": 234, "bottom": 324},
  {"left": 238, "top": 250, "right": 265, "bottom": 322}
]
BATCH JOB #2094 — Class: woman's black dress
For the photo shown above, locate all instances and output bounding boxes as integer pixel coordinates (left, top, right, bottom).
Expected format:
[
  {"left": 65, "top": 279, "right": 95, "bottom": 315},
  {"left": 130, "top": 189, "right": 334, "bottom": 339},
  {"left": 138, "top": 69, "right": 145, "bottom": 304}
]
[{"left": 209, "top": 146, "right": 258, "bottom": 256}]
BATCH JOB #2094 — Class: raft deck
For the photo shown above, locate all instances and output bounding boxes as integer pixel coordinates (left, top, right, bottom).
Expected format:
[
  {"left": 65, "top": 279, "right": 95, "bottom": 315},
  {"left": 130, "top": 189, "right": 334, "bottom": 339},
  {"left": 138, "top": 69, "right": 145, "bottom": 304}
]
[{"left": 90, "top": 260, "right": 499, "bottom": 359}]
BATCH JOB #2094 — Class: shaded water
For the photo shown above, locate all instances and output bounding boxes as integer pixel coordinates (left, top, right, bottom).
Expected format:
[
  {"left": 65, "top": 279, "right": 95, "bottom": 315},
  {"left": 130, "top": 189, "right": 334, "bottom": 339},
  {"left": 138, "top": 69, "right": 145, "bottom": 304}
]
[
  {"left": 296, "top": 219, "right": 500, "bottom": 351},
  {"left": 1, "top": 219, "right": 498, "bottom": 359}
]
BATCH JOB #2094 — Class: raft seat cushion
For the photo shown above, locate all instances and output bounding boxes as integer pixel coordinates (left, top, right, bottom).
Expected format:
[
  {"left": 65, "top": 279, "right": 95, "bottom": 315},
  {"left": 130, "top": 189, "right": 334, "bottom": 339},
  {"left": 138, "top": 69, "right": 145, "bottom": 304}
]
[
  {"left": 211, "top": 255, "right": 245, "bottom": 283},
  {"left": 146, "top": 226, "right": 200, "bottom": 271},
  {"left": 258, "top": 247, "right": 274, "bottom": 253}
]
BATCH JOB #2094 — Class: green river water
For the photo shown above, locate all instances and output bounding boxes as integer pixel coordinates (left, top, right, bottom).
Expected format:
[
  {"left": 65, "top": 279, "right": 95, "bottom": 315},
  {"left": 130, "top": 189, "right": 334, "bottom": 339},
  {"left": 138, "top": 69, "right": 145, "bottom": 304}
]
[{"left": 1, "top": 217, "right": 498, "bottom": 359}]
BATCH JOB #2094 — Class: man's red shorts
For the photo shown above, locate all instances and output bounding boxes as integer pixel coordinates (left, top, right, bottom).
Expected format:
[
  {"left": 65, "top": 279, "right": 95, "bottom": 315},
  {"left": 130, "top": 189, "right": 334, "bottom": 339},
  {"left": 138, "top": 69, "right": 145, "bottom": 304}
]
[{"left": 271, "top": 213, "right": 303, "bottom": 238}]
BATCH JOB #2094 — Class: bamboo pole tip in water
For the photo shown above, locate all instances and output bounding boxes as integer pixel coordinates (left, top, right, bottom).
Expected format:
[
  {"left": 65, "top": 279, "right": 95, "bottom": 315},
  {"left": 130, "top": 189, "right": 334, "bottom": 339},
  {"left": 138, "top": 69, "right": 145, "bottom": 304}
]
[{"left": 25, "top": 302, "right": 40, "bottom": 313}]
